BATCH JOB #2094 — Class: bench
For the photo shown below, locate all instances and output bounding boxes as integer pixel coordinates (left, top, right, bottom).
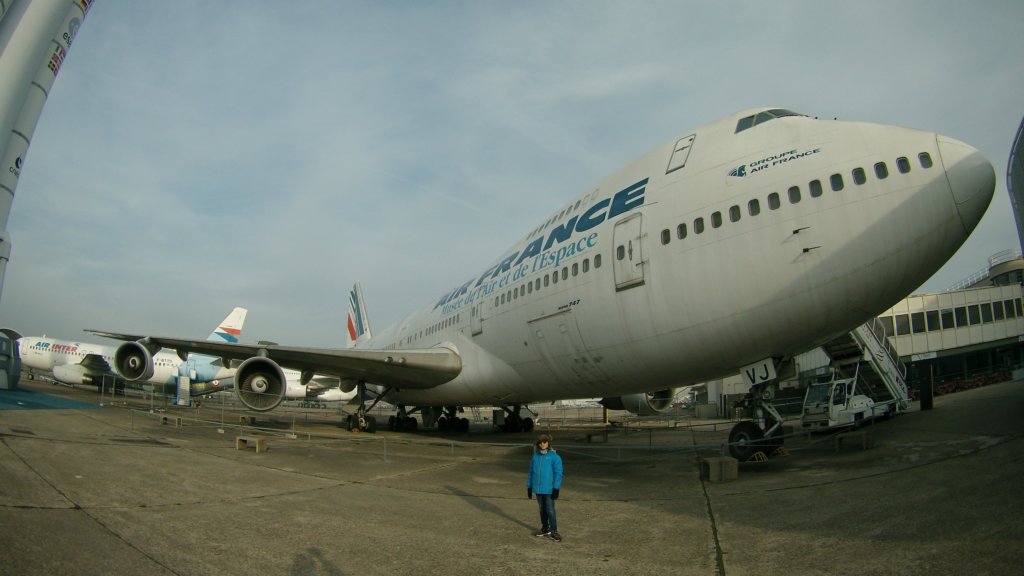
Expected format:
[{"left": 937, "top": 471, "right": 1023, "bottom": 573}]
[
  {"left": 235, "top": 436, "right": 268, "bottom": 453},
  {"left": 160, "top": 415, "right": 182, "bottom": 428},
  {"left": 834, "top": 430, "right": 874, "bottom": 452},
  {"left": 585, "top": 430, "right": 610, "bottom": 444}
]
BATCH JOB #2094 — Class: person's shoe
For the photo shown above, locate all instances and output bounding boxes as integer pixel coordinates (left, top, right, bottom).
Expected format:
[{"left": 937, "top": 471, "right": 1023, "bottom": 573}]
[
  {"left": 549, "top": 532, "right": 562, "bottom": 542},
  {"left": 532, "top": 528, "right": 550, "bottom": 537}
]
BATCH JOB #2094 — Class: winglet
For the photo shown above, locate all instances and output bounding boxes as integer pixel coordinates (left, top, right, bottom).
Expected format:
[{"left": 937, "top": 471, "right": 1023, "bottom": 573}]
[
  {"left": 346, "top": 283, "right": 372, "bottom": 348},
  {"left": 209, "top": 307, "right": 248, "bottom": 343}
]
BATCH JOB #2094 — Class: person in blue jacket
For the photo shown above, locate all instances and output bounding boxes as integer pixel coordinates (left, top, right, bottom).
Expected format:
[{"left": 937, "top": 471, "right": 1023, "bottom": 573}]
[{"left": 527, "top": 433, "right": 564, "bottom": 542}]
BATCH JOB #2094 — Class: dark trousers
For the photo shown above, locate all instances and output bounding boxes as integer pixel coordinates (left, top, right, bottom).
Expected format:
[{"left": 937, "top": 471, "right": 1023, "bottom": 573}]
[{"left": 536, "top": 493, "right": 558, "bottom": 532}]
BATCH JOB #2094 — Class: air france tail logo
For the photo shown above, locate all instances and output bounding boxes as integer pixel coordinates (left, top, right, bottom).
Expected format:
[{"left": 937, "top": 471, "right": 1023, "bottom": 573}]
[
  {"left": 348, "top": 287, "right": 367, "bottom": 341},
  {"left": 215, "top": 327, "right": 241, "bottom": 343}
]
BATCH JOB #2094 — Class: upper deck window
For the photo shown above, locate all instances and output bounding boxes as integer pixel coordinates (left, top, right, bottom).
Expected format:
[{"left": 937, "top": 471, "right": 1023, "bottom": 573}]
[{"left": 735, "top": 109, "right": 805, "bottom": 133}]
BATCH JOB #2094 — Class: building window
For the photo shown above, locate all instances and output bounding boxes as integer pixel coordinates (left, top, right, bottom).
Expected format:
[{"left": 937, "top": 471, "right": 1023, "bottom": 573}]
[
  {"left": 926, "top": 310, "right": 940, "bottom": 331},
  {"left": 748, "top": 199, "right": 761, "bottom": 216},
  {"left": 853, "top": 167, "right": 866, "bottom": 185},
  {"left": 940, "top": 308, "right": 955, "bottom": 329},
  {"left": 994, "top": 301, "right": 1004, "bottom": 321},
  {"left": 955, "top": 307, "right": 968, "bottom": 326},
  {"left": 981, "top": 302, "right": 993, "bottom": 323},
  {"left": 768, "top": 193, "right": 781, "bottom": 210},
  {"left": 895, "top": 314, "right": 910, "bottom": 335},
  {"left": 911, "top": 312, "right": 926, "bottom": 333},
  {"left": 875, "top": 162, "right": 889, "bottom": 179},
  {"left": 879, "top": 315, "right": 894, "bottom": 336},
  {"left": 967, "top": 305, "right": 980, "bottom": 325}
]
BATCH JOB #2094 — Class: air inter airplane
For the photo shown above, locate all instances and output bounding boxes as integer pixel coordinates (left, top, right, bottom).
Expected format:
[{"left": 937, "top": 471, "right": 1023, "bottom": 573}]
[
  {"left": 21, "top": 307, "right": 247, "bottom": 398},
  {"left": 92, "top": 108, "right": 995, "bottom": 440}
]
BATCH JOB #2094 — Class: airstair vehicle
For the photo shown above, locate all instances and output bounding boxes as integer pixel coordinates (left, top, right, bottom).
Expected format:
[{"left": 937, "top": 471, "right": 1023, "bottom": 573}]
[
  {"left": 806, "top": 318, "right": 911, "bottom": 429},
  {"left": 728, "top": 319, "right": 911, "bottom": 460}
]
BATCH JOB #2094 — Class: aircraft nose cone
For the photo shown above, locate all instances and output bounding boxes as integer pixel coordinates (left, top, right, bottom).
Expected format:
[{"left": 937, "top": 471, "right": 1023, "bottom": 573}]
[{"left": 938, "top": 135, "right": 995, "bottom": 234}]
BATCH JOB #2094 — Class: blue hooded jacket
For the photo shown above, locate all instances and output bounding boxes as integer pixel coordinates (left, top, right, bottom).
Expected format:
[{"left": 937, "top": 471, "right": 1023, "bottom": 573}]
[{"left": 527, "top": 449, "right": 563, "bottom": 495}]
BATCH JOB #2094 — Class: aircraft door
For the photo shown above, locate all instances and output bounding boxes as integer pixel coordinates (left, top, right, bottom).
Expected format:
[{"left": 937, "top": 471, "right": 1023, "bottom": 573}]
[
  {"left": 471, "top": 301, "right": 484, "bottom": 336},
  {"left": 613, "top": 213, "right": 645, "bottom": 291}
]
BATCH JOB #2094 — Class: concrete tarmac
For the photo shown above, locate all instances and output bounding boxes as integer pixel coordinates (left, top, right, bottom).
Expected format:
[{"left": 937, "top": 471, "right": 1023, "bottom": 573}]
[{"left": 0, "top": 378, "right": 1021, "bottom": 575}]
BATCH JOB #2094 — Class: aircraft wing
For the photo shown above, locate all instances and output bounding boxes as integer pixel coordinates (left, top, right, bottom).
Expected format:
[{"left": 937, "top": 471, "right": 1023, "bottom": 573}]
[
  {"left": 80, "top": 353, "right": 115, "bottom": 373},
  {"left": 86, "top": 331, "right": 461, "bottom": 390}
]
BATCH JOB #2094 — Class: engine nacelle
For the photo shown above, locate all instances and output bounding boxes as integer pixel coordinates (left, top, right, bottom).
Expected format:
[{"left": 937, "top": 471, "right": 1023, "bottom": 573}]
[
  {"left": 114, "top": 342, "right": 156, "bottom": 381},
  {"left": 235, "top": 356, "right": 288, "bottom": 411},
  {"left": 53, "top": 364, "right": 93, "bottom": 386},
  {"left": 600, "top": 388, "right": 678, "bottom": 416}
]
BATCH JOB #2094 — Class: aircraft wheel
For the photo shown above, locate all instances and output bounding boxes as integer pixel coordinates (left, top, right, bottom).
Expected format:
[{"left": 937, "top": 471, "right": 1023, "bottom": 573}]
[
  {"left": 728, "top": 421, "right": 766, "bottom": 460},
  {"left": 437, "top": 416, "right": 448, "bottom": 432},
  {"left": 522, "top": 417, "right": 534, "bottom": 433},
  {"left": 387, "top": 416, "right": 397, "bottom": 431},
  {"left": 404, "top": 417, "right": 418, "bottom": 431},
  {"left": 345, "top": 414, "right": 356, "bottom": 431},
  {"left": 363, "top": 415, "right": 377, "bottom": 433}
]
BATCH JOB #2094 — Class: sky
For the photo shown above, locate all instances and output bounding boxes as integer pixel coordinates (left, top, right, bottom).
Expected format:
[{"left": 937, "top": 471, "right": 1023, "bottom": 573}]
[{"left": 2, "top": 1, "right": 1023, "bottom": 347}]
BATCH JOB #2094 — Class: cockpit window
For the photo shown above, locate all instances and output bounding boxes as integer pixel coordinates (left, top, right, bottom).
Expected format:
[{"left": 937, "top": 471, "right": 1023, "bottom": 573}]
[{"left": 735, "top": 109, "right": 805, "bottom": 133}]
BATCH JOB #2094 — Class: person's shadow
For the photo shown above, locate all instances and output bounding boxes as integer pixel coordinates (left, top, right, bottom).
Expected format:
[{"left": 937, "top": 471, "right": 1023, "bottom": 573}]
[{"left": 446, "top": 485, "right": 534, "bottom": 530}]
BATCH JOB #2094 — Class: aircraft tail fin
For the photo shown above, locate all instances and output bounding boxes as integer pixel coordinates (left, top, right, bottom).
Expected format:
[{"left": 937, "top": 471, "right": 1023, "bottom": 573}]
[
  {"left": 346, "top": 282, "right": 372, "bottom": 348},
  {"left": 209, "top": 307, "right": 248, "bottom": 343}
]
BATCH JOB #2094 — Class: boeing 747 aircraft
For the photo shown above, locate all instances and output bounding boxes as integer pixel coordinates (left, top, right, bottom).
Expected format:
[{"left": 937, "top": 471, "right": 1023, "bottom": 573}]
[
  {"left": 91, "top": 108, "right": 995, "bottom": 443},
  {"left": 22, "top": 307, "right": 247, "bottom": 400}
]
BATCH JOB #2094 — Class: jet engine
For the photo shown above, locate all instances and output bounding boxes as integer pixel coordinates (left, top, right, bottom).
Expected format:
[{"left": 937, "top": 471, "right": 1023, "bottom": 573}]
[
  {"left": 234, "top": 357, "right": 288, "bottom": 411},
  {"left": 600, "top": 388, "right": 678, "bottom": 416},
  {"left": 114, "top": 341, "right": 156, "bottom": 381},
  {"left": 52, "top": 364, "right": 93, "bottom": 386}
]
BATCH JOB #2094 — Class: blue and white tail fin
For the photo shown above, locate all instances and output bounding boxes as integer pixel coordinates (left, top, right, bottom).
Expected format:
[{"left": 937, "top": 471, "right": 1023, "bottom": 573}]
[
  {"left": 346, "top": 283, "right": 372, "bottom": 349},
  {"left": 208, "top": 307, "right": 248, "bottom": 343}
]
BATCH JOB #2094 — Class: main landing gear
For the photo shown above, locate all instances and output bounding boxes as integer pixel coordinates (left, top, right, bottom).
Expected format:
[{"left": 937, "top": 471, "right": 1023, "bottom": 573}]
[
  {"left": 436, "top": 406, "right": 469, "bottom": 433},
  {"left": 727, "top": 382, "right": 786, "bottom": 461},
  {"left": 497, "top": 404, "right": 535, "bottom": 433}
]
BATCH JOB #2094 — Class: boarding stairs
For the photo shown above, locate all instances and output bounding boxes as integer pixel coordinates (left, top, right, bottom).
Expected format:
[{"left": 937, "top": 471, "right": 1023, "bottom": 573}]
[{"left": 821, "top": 318, "right": 910, "bottom": 413}]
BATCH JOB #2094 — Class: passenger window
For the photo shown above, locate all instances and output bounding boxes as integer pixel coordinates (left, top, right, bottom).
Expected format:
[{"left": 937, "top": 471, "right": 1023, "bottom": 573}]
[
  {"left": 661, "top": 229, "right": 670, "bottom": 245},
  {"left": 544, "top": 275, "right": 549, "bottom": 287},
  {"left": 919, "top": 152, "right": 933, "bottom": 169},
  {"left": 561, "top": 267, "right": 568, "bottom": 281},
  {"left": 809, "top": 180, "right": 823, "bottom": 198},
  {"left": 694, "top": 217, "right": 705, "bottom": 234},
  {"left": 853, "top": 168, "right": 866, "bottom": 185},
  {"left": 616, "top": 245, "right": 626, "bottom": 260},
  {"left": 875, "top": 162, "right": 889, "bottom": 179},
  {"left": 677, "top": 223, "right": 687, "bottom": 239},
  {"left": 768, "top": 193, "right": 780, "bottom": 210},
  {"left": 572, "top": 263, "right": 579, "bottom": 276},
  {"left": 594, "top": 254, "right": 602, "bottom": 268},
  {"left": 748, "top": 199, "right": 760, "bottom": 216},
  {"left": 788, "top": 186, "right": 801, "bottom": 204},
  {"left": 711, "top": 211, "right": 722, "bottom": 228},
  {"left": 831, "top": 173, "right": 844, "bottom": 191},
  {"left": 583, "top": 259, "right": 590, "bottom": 273},
  {"left": 897, "top": 157, "right": 911, "bottom": 174},
  {"left": 552, "top": 271, "right": 558, "bottom": 284},
  {"left": 729, "top": 205, "right": 741, "bottom": 222}
]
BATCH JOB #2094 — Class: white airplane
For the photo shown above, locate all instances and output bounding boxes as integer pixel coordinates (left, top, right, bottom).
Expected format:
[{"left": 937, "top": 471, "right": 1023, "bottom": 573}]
[
  {"left": 20, "top": 307, "right": 247, "bottom": 399},
  {"left": 90, "top": 108, "right": 995, "bottom": 441}
]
